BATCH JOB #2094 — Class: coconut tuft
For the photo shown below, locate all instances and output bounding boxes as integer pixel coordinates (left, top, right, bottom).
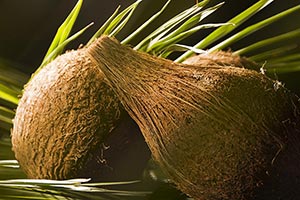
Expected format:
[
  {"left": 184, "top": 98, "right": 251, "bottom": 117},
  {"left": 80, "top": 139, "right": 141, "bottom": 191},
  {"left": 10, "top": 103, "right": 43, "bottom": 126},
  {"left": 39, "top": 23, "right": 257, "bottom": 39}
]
[{"left": 87, "top": 36, "right": 300, "bottom": 199}]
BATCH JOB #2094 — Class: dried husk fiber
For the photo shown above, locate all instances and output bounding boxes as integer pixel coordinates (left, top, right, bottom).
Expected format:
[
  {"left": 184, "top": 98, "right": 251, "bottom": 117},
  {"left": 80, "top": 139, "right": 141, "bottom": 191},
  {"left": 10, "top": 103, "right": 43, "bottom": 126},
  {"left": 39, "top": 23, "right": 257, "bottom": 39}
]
[
  {"left": 87, "top": 36, "right": 300, "bottom": 200},
  {"left": 11, "top": 48, "right": 150, "bottom": 180},
  {"left": 182, "top": 51, "right": 259, "bottom": 70}
]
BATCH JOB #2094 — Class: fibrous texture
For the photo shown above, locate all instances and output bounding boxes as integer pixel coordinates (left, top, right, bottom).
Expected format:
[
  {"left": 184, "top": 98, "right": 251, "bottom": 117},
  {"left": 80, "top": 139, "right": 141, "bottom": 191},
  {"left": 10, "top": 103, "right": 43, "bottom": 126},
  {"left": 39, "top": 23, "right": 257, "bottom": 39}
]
[
  {"left": 183, "top": 51, "right": 258, "bottom": 69},
  {"left": 88, "top": 36, "right": 300, "bottom": 200},
  {"left": 12, "top": 49, "right": 122, "bottom": 179}
]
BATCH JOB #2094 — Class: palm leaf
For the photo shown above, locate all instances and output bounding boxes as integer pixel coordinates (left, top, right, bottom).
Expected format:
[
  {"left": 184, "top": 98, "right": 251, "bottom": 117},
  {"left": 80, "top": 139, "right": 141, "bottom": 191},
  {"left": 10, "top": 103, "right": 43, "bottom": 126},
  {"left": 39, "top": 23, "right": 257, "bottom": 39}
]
[
  {"left": 42, "top": 0, "right": 83, "bottom": 65},
  {"left": 208, "top": 4, "right": 300, "bottom": 52},
  {"left": 175, "top": 0, "right": 274, "bottom": 62}
]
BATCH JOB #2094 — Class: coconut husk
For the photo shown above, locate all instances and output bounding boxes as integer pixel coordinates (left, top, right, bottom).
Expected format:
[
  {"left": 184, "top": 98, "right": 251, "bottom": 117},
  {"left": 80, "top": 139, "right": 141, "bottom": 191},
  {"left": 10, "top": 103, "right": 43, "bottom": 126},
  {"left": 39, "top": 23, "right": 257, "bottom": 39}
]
[
  {"left": 87, "top": 36, "right": 300, "bottom": 199},
  {"left": 12, "top": 48, "right": 150, "bottom": 180},
  {"left": 183, "top": 51, "right": 259, "bottom": 70}
]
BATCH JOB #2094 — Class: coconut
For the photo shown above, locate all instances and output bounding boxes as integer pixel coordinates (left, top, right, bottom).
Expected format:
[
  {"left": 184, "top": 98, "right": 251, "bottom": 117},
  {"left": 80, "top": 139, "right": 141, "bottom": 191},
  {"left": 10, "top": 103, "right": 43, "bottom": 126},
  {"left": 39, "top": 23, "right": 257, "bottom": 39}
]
[
  {"left": 11, "top": 48, "right": 150, "bottom": 180},
  {"left": 183, "top": 51, "right": 258, "bottom": 70},
  {"left": 87, "top": 36, "right": 300, "bottom": 199}
]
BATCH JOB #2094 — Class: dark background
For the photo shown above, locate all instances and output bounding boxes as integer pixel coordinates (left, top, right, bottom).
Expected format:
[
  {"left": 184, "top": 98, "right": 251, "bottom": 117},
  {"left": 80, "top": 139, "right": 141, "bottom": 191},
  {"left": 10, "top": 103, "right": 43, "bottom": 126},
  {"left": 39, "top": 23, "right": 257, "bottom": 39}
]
[{"left": 0, "top": 0, "right": 299, "bottom": 91}]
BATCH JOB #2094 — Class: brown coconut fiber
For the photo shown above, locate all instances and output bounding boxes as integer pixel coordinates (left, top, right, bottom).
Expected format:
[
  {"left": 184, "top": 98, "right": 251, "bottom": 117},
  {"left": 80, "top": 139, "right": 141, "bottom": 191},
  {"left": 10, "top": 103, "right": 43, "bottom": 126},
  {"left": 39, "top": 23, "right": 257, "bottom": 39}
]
[
  {"left": 87, "top": 36, "right": 300, "bottom": 200},
  {"left": 12, "top": 49, "right": 123, "bottom": 179}
]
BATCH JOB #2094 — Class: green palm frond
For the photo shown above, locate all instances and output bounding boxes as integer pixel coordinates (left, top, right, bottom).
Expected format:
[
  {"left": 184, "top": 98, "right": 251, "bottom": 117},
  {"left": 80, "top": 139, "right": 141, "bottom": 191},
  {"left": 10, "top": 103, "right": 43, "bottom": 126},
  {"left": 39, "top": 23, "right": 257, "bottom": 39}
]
[
  {"left": 0, "top": 178, "right": 150, "bottom": 199},
  {"left": 208, "top": 4, "right": 300, "bottom": 53},
  {"left": 88, "top": 0, "right": 143, "bottom": 45},
  {"left": 134, "top": 0, "right": 216, "bottom": 53},
  {"left": 175, "top": 0, "right": 275, "bottom": 62},
  {"left": 42, "top": 0, "right": 84, "bottom": 66}
]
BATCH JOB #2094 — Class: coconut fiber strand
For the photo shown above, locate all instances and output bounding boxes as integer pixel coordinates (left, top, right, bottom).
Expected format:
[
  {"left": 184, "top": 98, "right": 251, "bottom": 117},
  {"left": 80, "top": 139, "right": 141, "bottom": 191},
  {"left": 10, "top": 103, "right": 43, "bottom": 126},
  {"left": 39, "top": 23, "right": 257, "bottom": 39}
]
[
  {"left": 12, "top": 43, "right": 150, "bottom": 181},
  {"left": 12, "top": 49, "right": 123, "bottom": 179},
  {"left": 87, "top": 36, "right": 300, "bottom": 200}
]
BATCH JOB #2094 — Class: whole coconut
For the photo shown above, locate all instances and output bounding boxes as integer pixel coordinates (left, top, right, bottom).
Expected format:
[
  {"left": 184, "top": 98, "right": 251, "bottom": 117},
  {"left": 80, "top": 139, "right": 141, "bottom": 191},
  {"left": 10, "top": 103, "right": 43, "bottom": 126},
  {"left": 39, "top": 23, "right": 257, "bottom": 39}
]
[
  {"left": 87, "top": 36, "right": 300, "bottom": 200},
  {"left": 11, "top": 48, "right": 150, "bottom": 180}
]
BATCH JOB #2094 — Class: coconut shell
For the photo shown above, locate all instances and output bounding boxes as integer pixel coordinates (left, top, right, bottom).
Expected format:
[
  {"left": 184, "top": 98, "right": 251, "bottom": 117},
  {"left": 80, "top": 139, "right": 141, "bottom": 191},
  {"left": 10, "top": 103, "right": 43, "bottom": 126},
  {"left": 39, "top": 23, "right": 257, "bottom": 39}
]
[
  {"left": 11, "top": 49, "right": 125, "bottom": 179},
  {"left": 87, "top": 36, "right": 300, "bottom": 199}
]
